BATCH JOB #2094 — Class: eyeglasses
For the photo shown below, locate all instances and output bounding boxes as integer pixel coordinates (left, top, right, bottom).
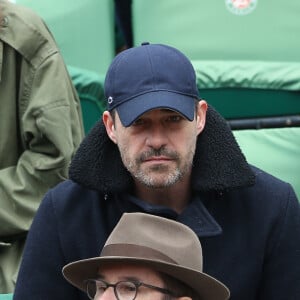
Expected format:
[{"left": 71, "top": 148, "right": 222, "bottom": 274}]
[{"left": 85, "top": 279, "right": 176, "bottom": 300}]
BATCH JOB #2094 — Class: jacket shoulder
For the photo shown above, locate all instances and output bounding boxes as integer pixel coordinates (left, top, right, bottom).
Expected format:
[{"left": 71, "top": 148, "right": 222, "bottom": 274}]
[
  {"left": 250, "top": 165, "right": 297, "bottom": 196},
  {"left": 46, "top": 180, "right": 102, "bottom": 207},
  {"left": 0, "top": 1, "right": 59, "bottom": 64},
  {"left": 227, "top": 165, "right": 299, "bottom": 217}
]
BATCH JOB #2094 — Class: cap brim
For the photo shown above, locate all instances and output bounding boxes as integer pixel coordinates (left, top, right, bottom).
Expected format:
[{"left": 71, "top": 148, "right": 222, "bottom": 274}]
[
  {"left": 63, "top": 257, "right": 230, "bottom": 300},
  {"left": 116, "top": 90, "right": 197, "bottom": 127}
]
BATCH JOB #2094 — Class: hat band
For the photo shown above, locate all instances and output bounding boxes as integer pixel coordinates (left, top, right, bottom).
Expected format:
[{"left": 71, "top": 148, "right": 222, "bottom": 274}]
[{"left": 101, "top": 244, "right": 177, "bottom": 264}]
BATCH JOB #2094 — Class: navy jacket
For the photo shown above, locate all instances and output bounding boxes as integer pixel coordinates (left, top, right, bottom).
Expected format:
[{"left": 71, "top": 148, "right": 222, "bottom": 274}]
[{"left": 14, "top": 107, "right": 300, "bottom": 299}]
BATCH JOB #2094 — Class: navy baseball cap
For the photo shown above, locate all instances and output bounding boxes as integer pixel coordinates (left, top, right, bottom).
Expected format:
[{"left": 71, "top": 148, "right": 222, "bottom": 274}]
[{"left": 104, "top": 43, "right": 200, "bottom": 127}]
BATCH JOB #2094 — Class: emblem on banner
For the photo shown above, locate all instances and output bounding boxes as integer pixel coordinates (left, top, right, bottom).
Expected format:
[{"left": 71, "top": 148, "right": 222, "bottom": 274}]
[{"left": 225, "top": 0, "right": 257, "bottom": 15}]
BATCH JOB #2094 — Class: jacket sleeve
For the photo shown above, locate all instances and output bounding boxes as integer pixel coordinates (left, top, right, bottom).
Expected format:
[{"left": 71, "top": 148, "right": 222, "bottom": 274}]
[
  {"left": 257, "top": 185, "right": 300, "bottom": 299},
  {"left": 13, "top": 189, "right": 82, "bottom": 300},
  {"left": 0, "top": 52, "right": 84, "bottom": 240}
]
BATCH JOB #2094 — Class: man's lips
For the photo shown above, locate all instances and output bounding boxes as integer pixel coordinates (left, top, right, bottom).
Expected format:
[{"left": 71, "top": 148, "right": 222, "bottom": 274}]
[{"left": 143, "top": 156, "right": 173, "bottom": 163}]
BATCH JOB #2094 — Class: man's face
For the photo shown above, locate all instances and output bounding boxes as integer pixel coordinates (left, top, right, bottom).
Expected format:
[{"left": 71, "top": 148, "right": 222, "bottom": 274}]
[
  {"left": 93, "top": 264, "right": 169, "bottom": 300},
  {"left": 103, "top": 101, "right": 207, "bottom": 189}
]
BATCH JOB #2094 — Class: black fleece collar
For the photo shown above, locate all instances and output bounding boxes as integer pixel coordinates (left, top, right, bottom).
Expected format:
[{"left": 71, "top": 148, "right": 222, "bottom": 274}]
[{"left": 69, "top": 106, "right": 255, "bottom": 193}]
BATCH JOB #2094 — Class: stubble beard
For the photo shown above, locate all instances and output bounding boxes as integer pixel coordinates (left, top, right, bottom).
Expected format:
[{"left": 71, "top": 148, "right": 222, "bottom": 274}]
[{"left": 121, "top": 147, "right": 195, "bottom": 189}]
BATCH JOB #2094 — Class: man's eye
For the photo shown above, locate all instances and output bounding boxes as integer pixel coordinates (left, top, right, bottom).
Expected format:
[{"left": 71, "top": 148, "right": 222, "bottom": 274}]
[
  {"left": 167, "top": 115, "right": 182, "bottom": 122},
  {"left": 132, "top": 118, "right": 145, "bottom": 126},
  {"left": 96, "top": 283, "right": 107, "bottom": 292},
  {"left": 118, "top": 282, "right": 136, "bottom": 293},
  {"left": 97, "top": 286, "right": 106, "bottom": 292}
]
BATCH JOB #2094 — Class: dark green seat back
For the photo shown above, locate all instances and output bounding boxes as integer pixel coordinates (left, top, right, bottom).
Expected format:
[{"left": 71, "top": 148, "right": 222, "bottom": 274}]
[{"left": 233, "top": 127, "right": 300, "bottom": 199}]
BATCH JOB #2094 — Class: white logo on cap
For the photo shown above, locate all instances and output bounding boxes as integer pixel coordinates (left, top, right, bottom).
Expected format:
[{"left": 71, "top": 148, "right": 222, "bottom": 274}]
[
  {"left": 225, "top": 0, "right": 257, "bottom": 15},
  {"left": 108, "top": 96, "right": 113, "bottom": 104}
]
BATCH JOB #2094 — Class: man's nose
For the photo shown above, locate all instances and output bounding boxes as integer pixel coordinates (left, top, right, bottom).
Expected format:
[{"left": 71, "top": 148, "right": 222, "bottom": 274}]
[{"left": 145, "top": 125, "right": 168, "bottom": 149}]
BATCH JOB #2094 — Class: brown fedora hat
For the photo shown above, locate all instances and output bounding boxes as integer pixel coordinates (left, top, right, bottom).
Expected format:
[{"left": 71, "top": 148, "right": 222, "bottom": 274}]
[{"left": 63, "top": 213, "right": 230, "bottom": 300}]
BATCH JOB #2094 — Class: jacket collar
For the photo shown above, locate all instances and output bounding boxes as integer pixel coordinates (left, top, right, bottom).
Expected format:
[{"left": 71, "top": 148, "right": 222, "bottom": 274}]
[
  {"left": 117, "top": 192, "right": 222, "bottom": 238},
  {"left": 179, "top": 196, "right": 222, "bottom": 237},
  {"left": 69, "top": 106, "right": 256, "bottom": 193}
]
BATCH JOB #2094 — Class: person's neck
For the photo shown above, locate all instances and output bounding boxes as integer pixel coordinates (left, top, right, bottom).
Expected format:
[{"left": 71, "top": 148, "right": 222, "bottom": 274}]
[{"left": 133, "top": 178, "right": 192, "bottom": 214}]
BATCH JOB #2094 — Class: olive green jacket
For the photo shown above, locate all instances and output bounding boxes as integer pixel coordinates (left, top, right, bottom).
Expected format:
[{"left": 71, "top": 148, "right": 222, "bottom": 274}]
[{"left": 0, "top": 0, "right": 84, "bottom": 291}]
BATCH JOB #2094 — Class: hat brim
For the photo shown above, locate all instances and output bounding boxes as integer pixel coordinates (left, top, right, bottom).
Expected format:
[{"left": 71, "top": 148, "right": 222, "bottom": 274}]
[
  {"left": 63, "top": 257, "right": 230, "bottom": 300},
  {"left": 116, "top": 90, "right": 197, "bottom": 127}
]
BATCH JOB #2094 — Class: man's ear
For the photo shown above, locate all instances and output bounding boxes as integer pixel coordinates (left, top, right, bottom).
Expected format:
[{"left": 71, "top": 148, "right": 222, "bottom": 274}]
[
  {"left": 102, "top": 111, "right": 117, "bottom": 144},
  {"left": 196, "top": 100, "right": 208, "bottom": 135}
]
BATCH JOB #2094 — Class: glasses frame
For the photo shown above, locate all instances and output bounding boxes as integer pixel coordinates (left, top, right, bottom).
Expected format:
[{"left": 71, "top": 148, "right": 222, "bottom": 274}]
[{"left": 84, "top": 278, "right": 176, "bottom": 300}]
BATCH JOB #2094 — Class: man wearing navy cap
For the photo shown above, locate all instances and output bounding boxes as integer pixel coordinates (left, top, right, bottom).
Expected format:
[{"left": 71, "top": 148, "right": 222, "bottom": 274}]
[{"left": 14, "top": 43, "right": 300, "bottom": 300}]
